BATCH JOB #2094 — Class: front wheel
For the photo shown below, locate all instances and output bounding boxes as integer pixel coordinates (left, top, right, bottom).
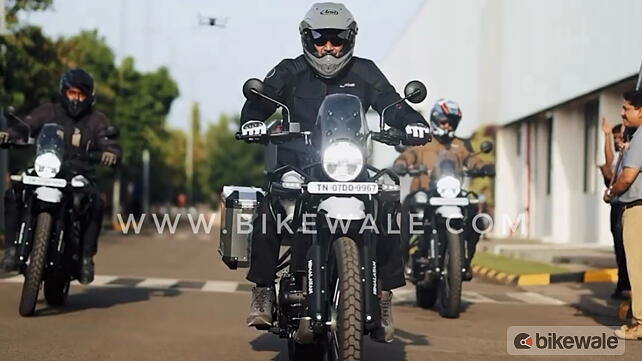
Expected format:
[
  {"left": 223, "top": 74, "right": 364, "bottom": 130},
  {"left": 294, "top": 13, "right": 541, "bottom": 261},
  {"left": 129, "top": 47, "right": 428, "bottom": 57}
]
[
  {"left": 437, "top": 231, "right": 463, "bottom": 318},
  {"left": 19, "top": 213, "right": 52, "bottom": 317},
  {"left": 328, "top": 237, "right": 363, "bottom": 361}
]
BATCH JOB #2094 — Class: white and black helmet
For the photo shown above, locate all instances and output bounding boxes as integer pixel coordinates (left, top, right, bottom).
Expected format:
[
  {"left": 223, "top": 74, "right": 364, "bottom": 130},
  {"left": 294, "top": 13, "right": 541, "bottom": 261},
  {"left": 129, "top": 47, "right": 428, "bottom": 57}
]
[{"left": 299, "top": 2, "right": 358, "bottom": 79}]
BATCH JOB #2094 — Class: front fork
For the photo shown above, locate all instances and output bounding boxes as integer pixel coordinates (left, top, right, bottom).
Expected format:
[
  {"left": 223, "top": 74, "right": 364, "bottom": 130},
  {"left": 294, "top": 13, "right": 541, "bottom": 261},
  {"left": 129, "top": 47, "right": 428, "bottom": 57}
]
[
  {"left": 421, "top": 211, "right": 469, "bottom": 277},
  {"left": 304, "top": 212, "right": 380, "bottom": 332}
]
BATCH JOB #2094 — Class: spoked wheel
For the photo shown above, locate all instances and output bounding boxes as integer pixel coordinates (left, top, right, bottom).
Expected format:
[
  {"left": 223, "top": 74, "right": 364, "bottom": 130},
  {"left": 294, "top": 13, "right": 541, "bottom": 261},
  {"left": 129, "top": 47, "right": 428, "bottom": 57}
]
[
  {"left": 327, "top": 237, "right": 362, "bottom": 361},
  {"left": 44, "top": 269, "right": 70, "bottom": 306},
  {"left": 437, "top": 232, "right": 462, "bottom": 318},
  {"left": 19, "top": 213, "right": 52, "bottom": 317}
]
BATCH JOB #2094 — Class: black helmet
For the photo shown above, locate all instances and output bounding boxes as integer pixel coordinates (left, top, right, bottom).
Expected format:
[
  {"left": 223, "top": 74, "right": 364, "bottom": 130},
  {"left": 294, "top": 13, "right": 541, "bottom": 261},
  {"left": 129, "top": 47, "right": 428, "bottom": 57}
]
[{"left": 59, "top": 68, "right": 95, "bottom": 118}]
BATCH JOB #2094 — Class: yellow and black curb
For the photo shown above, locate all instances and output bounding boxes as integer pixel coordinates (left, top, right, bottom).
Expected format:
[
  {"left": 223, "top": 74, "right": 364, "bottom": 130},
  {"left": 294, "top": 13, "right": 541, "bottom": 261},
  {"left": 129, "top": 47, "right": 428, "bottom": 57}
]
[{"left": 471, "top": 264, "right": 618, "bottom": 287}]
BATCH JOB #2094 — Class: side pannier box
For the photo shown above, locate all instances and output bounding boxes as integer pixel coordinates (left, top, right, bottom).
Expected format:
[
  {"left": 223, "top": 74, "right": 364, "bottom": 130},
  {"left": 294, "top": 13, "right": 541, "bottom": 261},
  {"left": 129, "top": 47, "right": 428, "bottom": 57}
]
[{"left": 219, "top": 186, "right": 265, "bottom": 269}]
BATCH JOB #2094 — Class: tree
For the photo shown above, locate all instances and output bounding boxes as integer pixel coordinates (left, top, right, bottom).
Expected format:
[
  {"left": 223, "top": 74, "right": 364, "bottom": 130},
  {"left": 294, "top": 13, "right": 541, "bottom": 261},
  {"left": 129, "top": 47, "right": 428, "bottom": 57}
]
[
  {"left": 468, "top": 125, "right": 497, "bottom": 215},
  {"left": 0, "top": 26, "right": 61, "bottom": 112},
  {"left": 199, "top": 114, "right": 265, "bottom": 205},
  {"left": 4, "top": 0, "right": 52, "bottom": 26}
]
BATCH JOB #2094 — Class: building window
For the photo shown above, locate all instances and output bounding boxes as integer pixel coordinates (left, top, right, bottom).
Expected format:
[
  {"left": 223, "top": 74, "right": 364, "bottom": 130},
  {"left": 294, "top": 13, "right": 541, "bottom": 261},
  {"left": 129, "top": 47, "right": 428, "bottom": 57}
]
[
  {"left": 546, "top": 116, "right": 553, "bottom": 195},
  {"left": 583, "top": 99, "right": 599, "bottom": 194}
]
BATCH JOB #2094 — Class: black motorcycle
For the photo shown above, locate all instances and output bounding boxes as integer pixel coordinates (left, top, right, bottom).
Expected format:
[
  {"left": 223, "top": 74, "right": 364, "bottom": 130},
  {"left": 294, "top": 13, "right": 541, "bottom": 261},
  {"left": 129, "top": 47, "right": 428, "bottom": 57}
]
[
  {"left": 2, "top": 111, "right": 118, "bottom": 316},
  {"left": 234, "top": 79, "right": 429, "bottom": 361},
  {"left": 399, "top": 142, "right": 494, "bottom": 318}
]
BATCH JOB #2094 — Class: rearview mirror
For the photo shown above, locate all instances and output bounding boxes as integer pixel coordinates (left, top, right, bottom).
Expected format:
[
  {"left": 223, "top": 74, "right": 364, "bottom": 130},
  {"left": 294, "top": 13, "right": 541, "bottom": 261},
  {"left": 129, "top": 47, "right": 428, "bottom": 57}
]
[
  {"left": 480, "top": 141, "right": 494, "bottom": 154},
  {"left": 243, "top": 78, "right": 266, "bottom": 101},
  {"left": 404, "top": 81, "right": 427, "bottom": 104}
]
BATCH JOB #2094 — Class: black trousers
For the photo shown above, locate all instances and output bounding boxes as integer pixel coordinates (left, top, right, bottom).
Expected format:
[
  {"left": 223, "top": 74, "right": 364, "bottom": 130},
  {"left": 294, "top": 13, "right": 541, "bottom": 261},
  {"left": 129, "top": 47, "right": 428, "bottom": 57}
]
[
  {"left": 246, "top": 196, "right": 406, "bottom": 291},
  {"left": 4, "top": 185, "right": 104, "bottom": 257},
  {"left": 611, "top": 203, "right": 631, "bottom": 291}
]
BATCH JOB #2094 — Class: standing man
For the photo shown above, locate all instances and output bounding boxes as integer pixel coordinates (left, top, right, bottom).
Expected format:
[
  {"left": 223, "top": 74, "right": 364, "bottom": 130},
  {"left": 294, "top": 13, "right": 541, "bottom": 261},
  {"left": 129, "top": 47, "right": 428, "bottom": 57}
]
[
  {"left": 599, "top": 120, "right": 631, "bottom": 299},
  {"left": 603, "top": 89, "right": 642, "bottom": 340}
]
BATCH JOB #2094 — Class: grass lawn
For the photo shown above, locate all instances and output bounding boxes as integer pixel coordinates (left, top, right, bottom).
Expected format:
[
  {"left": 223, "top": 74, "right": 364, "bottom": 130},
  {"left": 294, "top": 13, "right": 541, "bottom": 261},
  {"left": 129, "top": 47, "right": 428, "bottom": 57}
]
[{"left": 472, "top": 252, "right": 569, "bottom": 275}]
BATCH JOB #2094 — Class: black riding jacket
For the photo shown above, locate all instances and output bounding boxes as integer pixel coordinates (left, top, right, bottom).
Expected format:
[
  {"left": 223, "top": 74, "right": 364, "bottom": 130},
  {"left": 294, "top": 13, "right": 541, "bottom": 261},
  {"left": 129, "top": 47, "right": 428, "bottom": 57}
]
[
  {"left": 240, "top": 55, "right": 427, "bottom": 167},
  {"left": 8, "top": 103, "right": 121, "bottom": 176}
]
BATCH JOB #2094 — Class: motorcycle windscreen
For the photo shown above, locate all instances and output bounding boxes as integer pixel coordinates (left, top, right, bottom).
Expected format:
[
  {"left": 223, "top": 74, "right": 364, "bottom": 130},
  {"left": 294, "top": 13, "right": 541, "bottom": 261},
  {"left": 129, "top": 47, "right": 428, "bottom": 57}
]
[
  {"left": 315, "top": 93, "right": 368, "bottom": 147},
  {"left": 315, "top": 94, "right": 369, "bottom": 181},
  {"left": 433, "top": 149, "right": 464, "bottom": 181},
  {"left": 36, "top": 123, "right": 65, "bottom": 160}
]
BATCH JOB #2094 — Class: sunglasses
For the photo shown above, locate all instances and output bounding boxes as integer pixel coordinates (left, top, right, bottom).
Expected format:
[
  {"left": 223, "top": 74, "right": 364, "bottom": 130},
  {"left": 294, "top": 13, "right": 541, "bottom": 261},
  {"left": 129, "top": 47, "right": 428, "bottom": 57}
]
[{"left": 308, "top": 29, "right": 349, "bottom": 47}]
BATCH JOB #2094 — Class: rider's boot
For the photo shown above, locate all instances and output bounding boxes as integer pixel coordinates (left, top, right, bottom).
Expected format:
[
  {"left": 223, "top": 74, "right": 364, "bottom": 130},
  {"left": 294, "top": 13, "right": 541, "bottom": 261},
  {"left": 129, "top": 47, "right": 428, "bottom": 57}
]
[
  {"left": 79, "top": 256, "right": 95, "bottom": 285},
  {"left": 247, "top": 286, "right": 275, "bottom": 328},
  {"left": 371, "top": 290, "right": 395, "bottom": 343}
]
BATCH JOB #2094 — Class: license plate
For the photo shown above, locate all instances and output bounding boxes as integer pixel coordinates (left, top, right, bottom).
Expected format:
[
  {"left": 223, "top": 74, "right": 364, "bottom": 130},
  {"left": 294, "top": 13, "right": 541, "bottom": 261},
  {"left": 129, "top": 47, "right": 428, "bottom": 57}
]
[
  {"left": 429, "top": 197, "right": 469, "bottom": 206},
  {"left": 22, "top": 175, "right": 67, "bottom": 188},
  {"left": 307, "top": 182, "right": 378, "bottom": 195}
]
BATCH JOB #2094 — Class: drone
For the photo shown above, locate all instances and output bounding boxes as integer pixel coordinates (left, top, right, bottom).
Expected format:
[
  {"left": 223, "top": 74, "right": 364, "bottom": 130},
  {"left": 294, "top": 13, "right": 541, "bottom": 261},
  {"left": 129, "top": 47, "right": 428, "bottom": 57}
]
[{"left": 198, "top": 13, "right": 229, "bottom": 28}]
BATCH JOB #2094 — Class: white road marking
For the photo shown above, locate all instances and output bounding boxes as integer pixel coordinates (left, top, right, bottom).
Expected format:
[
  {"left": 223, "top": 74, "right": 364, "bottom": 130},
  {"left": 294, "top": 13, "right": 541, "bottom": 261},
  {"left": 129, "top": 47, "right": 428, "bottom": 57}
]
[
  {"left": 1, "top": 275, "right": 23, "bottom": 283},
  {"left": 136, "top": 278, "right": 178, "bottom": 289},
  {"left": 0, "top": 274, "right": 568, "bottom": 306},
  {"left": 201, "top": 280, "right": 239, "bottom": 293},
  {"left": 462, "top": 291, "right": 497, "bottom": 304},
  {"left": 506, "top": 291, "right": 566, "bottom": 305}
]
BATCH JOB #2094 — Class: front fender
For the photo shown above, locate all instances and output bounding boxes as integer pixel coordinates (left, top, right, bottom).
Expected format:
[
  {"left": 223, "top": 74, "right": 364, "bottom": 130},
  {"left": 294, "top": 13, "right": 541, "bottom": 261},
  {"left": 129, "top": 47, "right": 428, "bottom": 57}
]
[
  {"left": 435, "top": 206, "right": 463, "bottom": 219},
  {"left": 318, "top": 196, "right": 366, "bottom": 220}
]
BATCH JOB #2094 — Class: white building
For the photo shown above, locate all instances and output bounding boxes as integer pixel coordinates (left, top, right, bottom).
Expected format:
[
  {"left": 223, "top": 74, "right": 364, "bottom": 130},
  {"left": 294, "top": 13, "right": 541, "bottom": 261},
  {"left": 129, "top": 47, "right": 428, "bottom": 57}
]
[{"left": 377, "top": 0, "right": 642, "bottom": 245}]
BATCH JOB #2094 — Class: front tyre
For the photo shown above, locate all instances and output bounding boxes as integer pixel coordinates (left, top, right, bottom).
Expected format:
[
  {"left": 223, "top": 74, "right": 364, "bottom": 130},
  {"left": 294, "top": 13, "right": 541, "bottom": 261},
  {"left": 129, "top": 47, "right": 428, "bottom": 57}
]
[
  {"left": 438, "top": 231, "right": 462, "bottom": 318},
  {"left": 328, "top": 237, "right": 363, "bottom": 361},
  {"left": 19, "top": 213, "right": 52, "bottom": 317}
]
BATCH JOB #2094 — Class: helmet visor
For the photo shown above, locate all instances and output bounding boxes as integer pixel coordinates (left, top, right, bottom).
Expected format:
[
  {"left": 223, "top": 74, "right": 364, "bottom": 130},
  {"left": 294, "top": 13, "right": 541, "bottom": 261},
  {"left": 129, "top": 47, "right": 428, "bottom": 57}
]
[{"left": 303, "top": 28, "right": 354, "bottom": 58}]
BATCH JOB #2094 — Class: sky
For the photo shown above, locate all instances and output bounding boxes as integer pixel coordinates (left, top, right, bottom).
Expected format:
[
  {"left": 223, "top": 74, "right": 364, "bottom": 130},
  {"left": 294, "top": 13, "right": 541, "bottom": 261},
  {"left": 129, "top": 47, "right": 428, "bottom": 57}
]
[{"left": 20, "top": 0, "right": 425, "bottom": 130}]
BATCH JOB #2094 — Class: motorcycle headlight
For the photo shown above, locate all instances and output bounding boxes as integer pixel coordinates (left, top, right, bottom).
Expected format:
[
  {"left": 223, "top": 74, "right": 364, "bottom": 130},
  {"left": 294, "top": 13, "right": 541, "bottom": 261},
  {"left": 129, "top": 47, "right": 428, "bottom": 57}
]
[
  {"left": 413, "top": 191, "right": 429, "bottom": 204},
  {"left": 436, "top": 176, "right": 461, "bottom": 199},
  {"left": 322, "top": 141, "right": 364, "bottom": 182},
  {"left": 281, "top": 170, "right": 304, "bottom": 190},
  {"left": 34, "top": 152, "right": 62, "bottom": 178}
]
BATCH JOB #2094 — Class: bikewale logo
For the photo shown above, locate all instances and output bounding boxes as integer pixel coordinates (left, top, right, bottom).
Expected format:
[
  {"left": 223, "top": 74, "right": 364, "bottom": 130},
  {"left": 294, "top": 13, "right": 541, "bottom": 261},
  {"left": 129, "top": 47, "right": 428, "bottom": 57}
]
[
  {"left": 507, "top": 326, "right": 624, "bottom": 355},
  {"left": 514, "top": 333, "right": 533, "bottom": 349}
]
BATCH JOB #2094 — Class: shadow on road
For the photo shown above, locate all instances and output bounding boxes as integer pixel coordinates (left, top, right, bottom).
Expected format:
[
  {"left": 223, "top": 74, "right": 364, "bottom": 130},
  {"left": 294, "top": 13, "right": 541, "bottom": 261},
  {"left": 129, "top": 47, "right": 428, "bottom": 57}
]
[
  {"left": 395, "top": 297, "right": 472, "bottom": 315},
  {"left": 571, "top": 282, "right": 629, "bottom": 327},
  {"left": 34, "top": 286, "right": 181, "bottom": 317},
  {"left": 250, "top": 327, "right": 429, "bottom": 361}
]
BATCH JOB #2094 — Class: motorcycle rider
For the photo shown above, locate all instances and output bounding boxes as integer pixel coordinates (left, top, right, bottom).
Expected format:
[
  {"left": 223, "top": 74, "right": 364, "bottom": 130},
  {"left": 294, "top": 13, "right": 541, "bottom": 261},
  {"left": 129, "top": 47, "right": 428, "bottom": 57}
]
[
  {"left": 0, "top": 68, "right": 120, "bottom": 285},
  {"left": 393, "top": 99, "right": 494, "bottom": 279},
  {"left": 240, "top": 2, "right": 431, "bottom": 342}
]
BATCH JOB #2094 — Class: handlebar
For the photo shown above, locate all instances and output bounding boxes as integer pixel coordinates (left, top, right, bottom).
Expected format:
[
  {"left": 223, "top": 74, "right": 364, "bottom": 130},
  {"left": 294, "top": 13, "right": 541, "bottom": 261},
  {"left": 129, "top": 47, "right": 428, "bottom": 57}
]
[
  {"left": 371, "top": 128, "right": 431, "bottom": 146},
  {"left": 235, "top": 130, "right": 312, "bottom": 144}
]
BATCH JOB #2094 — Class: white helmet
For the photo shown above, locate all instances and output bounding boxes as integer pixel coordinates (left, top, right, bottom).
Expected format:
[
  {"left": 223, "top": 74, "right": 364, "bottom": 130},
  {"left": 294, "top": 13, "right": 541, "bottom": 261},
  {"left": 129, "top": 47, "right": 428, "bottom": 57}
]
[{"left": 299, "top": 3, "right": 358, "bottom": 79}]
